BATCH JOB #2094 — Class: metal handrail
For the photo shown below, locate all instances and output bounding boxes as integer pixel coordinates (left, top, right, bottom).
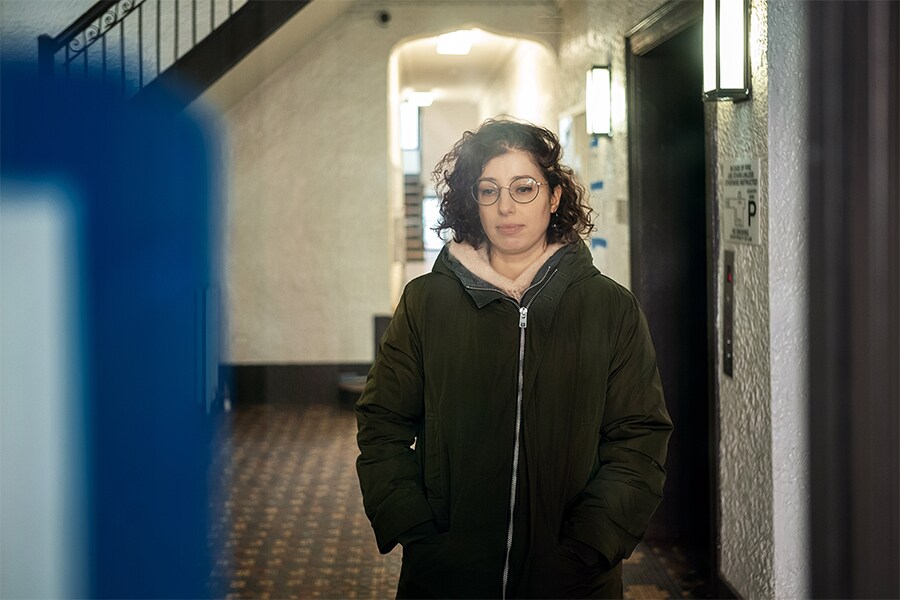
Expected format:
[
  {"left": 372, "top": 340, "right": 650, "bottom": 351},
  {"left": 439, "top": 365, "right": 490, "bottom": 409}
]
[{"left": 38, "top": 0, "right": 246, "bottom": 97}]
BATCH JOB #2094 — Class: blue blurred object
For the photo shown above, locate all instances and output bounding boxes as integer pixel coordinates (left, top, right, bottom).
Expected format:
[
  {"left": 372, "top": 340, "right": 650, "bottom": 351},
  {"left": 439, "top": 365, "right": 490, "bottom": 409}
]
[{"left": 1, "top": 64, "right": 222, "bottom": 599}]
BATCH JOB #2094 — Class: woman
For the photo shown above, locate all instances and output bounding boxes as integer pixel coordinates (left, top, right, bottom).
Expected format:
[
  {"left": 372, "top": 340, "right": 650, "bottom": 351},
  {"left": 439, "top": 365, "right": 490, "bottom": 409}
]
[{"left": 356, "top": 118, "right": 671, "bottom": 599}]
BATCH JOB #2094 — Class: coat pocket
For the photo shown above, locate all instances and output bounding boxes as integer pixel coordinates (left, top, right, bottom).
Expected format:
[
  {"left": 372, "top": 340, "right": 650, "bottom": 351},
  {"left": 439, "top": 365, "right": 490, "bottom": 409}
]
[
  {"left": 397, "top": 531, "right": 454, "bottom": 599},
  {"left": 526, "top": 543, "right": 621, "bottom": 599}
]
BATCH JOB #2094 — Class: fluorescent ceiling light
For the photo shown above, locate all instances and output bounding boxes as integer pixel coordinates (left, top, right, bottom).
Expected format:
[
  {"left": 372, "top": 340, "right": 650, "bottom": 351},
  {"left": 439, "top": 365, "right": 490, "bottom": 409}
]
[
  {"left": 436, "top": 30, "right": 474, "bottom": 55},
  {"left": 407, "top": 91, "right": 435, "bottom": 107}
]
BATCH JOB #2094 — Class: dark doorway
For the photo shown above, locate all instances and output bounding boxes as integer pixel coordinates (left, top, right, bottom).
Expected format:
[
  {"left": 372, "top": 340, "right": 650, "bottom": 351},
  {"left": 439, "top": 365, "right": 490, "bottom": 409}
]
[{"left": 626, "top": 1, "right": 715, "bottom": 594}]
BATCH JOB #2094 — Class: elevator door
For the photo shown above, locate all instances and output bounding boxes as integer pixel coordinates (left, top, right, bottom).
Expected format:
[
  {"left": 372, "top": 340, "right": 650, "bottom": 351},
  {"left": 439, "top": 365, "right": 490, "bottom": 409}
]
[{"left": 627, "top": 16, "right": 712, "bottom": 582}]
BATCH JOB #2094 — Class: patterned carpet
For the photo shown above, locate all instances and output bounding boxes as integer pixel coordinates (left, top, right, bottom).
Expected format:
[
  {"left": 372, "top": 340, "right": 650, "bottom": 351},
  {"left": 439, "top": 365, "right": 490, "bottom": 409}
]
[{"left": 208, "top": 404, "right": 690, "bottom": 599}]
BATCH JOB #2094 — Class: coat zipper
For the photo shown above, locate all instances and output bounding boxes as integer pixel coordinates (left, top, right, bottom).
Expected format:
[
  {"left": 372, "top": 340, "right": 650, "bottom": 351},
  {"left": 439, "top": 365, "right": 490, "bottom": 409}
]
[
  {"left": 500, "top": 305, "right": 527, "bottom": 599},
  {"left": 499, "top": 269, "right": 557, "bottom": 600}
]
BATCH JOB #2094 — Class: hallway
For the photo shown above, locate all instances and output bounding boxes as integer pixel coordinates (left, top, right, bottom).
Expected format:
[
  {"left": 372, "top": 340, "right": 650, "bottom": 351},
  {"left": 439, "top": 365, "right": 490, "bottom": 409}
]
[
  {"left": 209, "top": 404, "right": 699, "bottom": 599},
  {"left": 2, "top": 1, "right": 897, "bottom": 598}
]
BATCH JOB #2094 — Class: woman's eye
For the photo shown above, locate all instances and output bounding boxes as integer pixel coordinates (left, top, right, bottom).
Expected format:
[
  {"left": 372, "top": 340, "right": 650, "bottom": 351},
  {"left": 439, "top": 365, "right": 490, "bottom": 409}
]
[
  {"left": 479, "top": 188, "right": 497, "bottom": 197},
  {"left": 516, "top": 185, "right": 534, "bottom": 194}
]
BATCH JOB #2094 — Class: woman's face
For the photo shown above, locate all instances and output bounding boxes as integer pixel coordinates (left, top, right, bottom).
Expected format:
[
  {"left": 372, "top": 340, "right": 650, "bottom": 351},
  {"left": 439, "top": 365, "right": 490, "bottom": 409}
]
[{"left": 476, "top": 149, "right": 561, "bottom": 264}]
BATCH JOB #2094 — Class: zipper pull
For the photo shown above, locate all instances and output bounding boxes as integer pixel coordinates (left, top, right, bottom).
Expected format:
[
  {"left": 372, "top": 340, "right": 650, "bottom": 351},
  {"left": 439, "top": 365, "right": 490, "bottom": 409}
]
[{"left": 519, "top": 306, "right": 528, "bottom": 329}]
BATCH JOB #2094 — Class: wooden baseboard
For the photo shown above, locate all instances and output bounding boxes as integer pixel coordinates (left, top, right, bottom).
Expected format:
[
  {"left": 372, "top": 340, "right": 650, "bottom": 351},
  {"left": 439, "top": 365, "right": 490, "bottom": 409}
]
[{"left": 223, "top": 363, "right": 371, "bottom": 406}]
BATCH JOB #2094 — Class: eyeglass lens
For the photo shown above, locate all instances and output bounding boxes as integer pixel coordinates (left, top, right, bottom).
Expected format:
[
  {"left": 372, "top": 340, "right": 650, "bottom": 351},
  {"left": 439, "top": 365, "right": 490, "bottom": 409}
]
[{"left": 472, "top": 177, "right": 540, "bottom": 205}]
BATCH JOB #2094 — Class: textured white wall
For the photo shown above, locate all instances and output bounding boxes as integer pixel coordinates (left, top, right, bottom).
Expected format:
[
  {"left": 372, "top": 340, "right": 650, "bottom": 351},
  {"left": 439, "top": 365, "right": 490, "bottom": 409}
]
[
  {"left": 224, "top": 7, "right": 391, "bottom": 364},
  {"left": 478, "top": 39, "right": 557, "bottom": 129},
  {"left": 766, "top": 0, "right": 809, "bottom": 597},
  {"left": 420, "top": 101, "right": 480, "bottom": 190},
  {"left": 222, "top": 0, "right": 559, "bottom": 363},
  {"left": 714, "top": 0, "right": 774, "bottom": 595},
  {"left": 556, "top": 0, "right": 668, "bottom": 289},
  {"left": 714, "top": 0, "right": 809, "bottom": 597},
  {"left": 0, "top": 0, "right": 92, "bottom": 63}
]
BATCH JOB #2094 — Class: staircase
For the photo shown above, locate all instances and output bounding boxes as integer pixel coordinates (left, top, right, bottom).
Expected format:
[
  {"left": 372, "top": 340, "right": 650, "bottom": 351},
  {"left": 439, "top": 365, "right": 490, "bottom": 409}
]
[
  {"left": 404, "top": 174, "right": 426, "bottom": 262},
  {"left": 38, "top": 0, "right": 310, "bottom": 107}
]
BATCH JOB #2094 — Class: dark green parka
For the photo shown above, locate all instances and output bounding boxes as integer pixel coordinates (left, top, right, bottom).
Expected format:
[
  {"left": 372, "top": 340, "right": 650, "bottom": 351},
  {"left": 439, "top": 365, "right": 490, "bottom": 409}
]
[{"left": 356, "top": 242, "right": 671, "bottom": 599}]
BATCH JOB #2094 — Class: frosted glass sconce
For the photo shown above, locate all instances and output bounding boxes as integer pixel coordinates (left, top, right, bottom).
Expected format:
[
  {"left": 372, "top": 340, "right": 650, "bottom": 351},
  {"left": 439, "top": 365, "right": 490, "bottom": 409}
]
[
  {"left": 703, "top": 0, "right": 750, "bottom": 101},
  {"left": 586, "top": 65, "right": 612, "bottom": 136}
]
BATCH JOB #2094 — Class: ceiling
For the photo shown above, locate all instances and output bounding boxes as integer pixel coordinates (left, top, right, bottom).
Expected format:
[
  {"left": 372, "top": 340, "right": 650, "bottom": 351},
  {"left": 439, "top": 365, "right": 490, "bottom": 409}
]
[
  {"left": 397, "top": 28, "right": 523, "bottom": 104},
  {"left": 201, "top": 0, "right": 357, "bottom": 110},
  {"left": 202, "top": 4, "right": 535, "bottom": 111}
]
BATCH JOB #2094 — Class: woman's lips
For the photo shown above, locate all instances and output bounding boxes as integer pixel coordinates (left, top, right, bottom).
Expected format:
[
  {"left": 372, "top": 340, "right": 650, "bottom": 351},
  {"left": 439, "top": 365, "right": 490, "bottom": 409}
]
[{"left": 497, "top": 224, "right": 524, "bottom": 235}]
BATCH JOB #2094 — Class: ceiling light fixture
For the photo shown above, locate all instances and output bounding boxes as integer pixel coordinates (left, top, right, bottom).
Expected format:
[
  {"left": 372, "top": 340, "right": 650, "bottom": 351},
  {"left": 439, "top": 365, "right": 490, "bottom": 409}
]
[
  {"left": 407, "top": 91, "right": 435, "bottom": 107},
  {"left": 436, "top": 30, "right": 474, "bottom": 55}
]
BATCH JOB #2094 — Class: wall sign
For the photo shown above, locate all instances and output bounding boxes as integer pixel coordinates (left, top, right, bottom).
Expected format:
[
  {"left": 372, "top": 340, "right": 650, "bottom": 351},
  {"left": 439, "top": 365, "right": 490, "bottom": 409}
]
[{"left": 722, "top": 159, "right": 761, "bottom": 245}]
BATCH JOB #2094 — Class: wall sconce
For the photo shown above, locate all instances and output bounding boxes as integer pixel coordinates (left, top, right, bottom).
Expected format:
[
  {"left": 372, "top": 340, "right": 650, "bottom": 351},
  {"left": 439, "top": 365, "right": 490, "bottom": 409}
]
[
  {"left": 703, "top": 0, "right": 750, "bottom": 101},
  {"left": 586, "top": 65, "right": 612, "bottom": 136}
]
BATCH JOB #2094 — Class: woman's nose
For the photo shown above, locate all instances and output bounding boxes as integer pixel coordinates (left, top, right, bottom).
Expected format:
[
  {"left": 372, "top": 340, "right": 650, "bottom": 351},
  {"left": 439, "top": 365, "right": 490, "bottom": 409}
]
[{"left": 496, "top": 189, "right": 516, "bottom": 214}]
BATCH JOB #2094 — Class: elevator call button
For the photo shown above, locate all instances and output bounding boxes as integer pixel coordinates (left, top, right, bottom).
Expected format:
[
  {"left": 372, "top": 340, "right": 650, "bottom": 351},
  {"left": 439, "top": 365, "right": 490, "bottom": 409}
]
[{"left": 723, "top": 250, "right": 735, "bottom": 377}]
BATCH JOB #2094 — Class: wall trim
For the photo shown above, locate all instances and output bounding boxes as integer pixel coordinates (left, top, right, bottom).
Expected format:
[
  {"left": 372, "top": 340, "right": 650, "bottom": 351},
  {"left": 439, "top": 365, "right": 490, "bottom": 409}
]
[
  {"left": 224, "top": 363, "right": 372, "bottom": 407},
  {"left": 626, "top": 0, "right": 701, "bottom": 56}
]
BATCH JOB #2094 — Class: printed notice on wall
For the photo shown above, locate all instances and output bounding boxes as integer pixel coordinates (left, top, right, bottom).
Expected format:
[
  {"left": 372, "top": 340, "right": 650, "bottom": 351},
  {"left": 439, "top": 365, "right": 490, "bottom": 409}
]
[{"left": 722, "top": 159, "right": 761, "bottom": 245}]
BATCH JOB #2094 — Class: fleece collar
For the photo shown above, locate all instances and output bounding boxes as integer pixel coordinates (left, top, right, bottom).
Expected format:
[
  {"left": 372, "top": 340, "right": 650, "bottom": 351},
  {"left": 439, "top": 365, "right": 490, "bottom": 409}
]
[
  {"left": 439, "top": 240, "right": 573, "bottom": 305},
  {"left": 447, "top": 241, "right": 565, "bottom": 302}
]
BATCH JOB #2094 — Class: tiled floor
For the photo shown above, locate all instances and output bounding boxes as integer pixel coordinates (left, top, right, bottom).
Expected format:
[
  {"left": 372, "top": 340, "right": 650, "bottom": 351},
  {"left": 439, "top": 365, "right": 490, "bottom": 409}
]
[{"left": 209, "top": 403, "right": 692, "bottom": 599}]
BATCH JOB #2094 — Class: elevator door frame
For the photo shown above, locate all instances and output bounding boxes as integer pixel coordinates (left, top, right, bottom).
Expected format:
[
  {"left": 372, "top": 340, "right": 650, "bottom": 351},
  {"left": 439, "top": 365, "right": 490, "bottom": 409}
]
[{"left": 626, "top": 0, "right": 725, "bottom": 595}]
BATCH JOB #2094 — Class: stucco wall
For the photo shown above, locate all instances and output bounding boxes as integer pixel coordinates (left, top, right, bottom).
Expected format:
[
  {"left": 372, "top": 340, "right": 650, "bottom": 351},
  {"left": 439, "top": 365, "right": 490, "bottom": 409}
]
[
  {"left": 222, "top": 0, "right": 559, "bottom": 363},
  {"left": 420, "top": 100, "right": 480, "bottom": 191},
  {"left": 478, "top": 39, "right": 558, "bottom": 129},
  {"left": 223, "top": 10, "right": 392, "bottom": 363},
  {"left": 1, "top": 0, "right": 93, "bottom": 63},
  {"left": 556, "top": 0, "right": 668, "bottom": 289},
  {"left": 713, "top": 0, "right": 774, "bottom": 595},
  {"left": 766, "top": 0, "right": 809, "bottom": 597}
]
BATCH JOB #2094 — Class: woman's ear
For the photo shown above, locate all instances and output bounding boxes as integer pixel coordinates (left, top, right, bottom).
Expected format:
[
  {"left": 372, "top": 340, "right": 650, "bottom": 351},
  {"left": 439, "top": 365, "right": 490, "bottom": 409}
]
[{"left": 550, "top": 185, "right": 562, "bottom": 213}]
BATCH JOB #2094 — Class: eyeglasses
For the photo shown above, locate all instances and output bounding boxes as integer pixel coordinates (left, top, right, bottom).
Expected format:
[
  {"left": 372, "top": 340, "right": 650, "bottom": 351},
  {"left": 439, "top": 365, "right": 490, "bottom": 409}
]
[{"left": 471, "top": 177, "right": 547, "bottom": 206}]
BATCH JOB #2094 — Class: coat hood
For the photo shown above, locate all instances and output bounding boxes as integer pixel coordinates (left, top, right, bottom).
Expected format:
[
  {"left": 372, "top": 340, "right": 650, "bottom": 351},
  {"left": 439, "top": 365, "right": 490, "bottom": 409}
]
[{"left": 433, "top": 240, "right": 600, "bottom": 308}]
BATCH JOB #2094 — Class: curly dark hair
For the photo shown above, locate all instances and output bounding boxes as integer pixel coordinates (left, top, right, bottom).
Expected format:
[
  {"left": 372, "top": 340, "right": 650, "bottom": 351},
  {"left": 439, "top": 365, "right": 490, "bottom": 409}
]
[{"left": 432, "top": 117, "right": 593, "bottom": 249}]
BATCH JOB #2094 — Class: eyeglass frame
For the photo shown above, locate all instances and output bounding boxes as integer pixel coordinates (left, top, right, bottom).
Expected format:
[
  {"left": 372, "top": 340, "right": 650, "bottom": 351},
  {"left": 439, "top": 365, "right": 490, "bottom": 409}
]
[{"left": 470, "top": 176, "right": 549, "bottom": 206}]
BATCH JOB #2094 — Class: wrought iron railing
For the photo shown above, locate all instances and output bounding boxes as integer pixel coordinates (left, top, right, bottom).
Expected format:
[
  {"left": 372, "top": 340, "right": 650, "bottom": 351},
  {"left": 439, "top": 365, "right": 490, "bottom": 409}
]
[{"left": 38, "top": 0, "right": 249, "bottom": 97}]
